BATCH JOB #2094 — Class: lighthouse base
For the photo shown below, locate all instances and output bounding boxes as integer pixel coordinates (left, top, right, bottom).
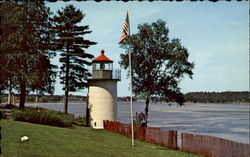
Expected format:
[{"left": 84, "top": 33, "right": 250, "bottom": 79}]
[{"left": 87, "top": 79, "right": 118, "bottom": 129}]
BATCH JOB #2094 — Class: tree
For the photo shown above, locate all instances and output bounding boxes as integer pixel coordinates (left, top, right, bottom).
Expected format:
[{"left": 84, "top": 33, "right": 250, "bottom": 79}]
[
  {"left": 0, "top": 1, "right": 57, "bottom": 108},
  {"left": 0, "top": 1, "right": 20, "bottom": 102},
  {"left": 52, "top": 5, "right": 97, "bottom": 114},
  {"left": 119, "top": 20, "right": 194, "bottom": 125}
]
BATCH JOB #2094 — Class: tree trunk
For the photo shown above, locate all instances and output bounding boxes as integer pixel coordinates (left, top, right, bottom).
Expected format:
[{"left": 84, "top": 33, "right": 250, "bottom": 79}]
[
  {"left": 145, "top": 96, "right": 150, "bottom": 123},
  {"left": 7, "top": 78, "right": 12, "bottom": 104},
  {"left": 86, "top": 90, "right": 90, "bottom": 127},
  {"left": 19, "top": 81, "right": 26, "bottom": 109},
  {"left": 12, "top": 94, "right": 16, "bottom": 106},
  {"left": 64, "top": 44, "right": 70, "bottom": 114},
  {"left": 35, "top": 90, "right": 38, "bottom": 108},
  {"left": 64, "top": 89, "right": 69, "bottom": 114}
]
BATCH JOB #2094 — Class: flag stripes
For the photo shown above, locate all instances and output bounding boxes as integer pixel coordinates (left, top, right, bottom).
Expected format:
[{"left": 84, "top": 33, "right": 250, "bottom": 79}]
[{"left": 119, "top": 11, "right": 129, "bottom": 44}]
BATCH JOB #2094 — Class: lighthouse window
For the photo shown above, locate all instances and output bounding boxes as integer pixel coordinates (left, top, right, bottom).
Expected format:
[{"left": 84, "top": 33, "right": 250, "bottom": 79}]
[
  {"left": 100, "top": 63, "right": 105, "bottom": 70},
  {"left": 105, "top": 63, "right": 110, "bottom": 70},
  {"left": 94, "top": 63, "right": 112, "bottom": 70},
  {"left": 95, "top": 64, "right": 100, "bottom": 70},
  {"left": 104, "top": 63, "right": 113, "bottom": 70}
]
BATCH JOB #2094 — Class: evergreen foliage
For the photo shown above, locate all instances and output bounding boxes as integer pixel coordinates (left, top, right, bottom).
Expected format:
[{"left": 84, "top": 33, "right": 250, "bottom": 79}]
[
  {"left": 0, "top": 1, "right": 57, "bottom": 108},
  {"left": 0, "top": 1, "right": 20, "bottom": 95},
  {"left": 119, "top": 20, "right": 194, "bottom": 124},
  {"left": 52, "top": 5, "right": 97, "bottom": 114},
  {"left": 184, "top": 91, "right": 250, "bottom": 103}
]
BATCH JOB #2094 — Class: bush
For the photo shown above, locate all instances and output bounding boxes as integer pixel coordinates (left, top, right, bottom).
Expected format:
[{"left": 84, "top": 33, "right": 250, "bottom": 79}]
[
  {"left": 74, "top": 116, "right": 86, "bottom": 126},
  {"left": 11, "top": 108, "right": 76, "bottom": 128},
  {"left": 0, "top": 103, "right": 17, "bottom": 109},
  {"left": 134, "top": 112, "right": 148, "bottom": 127},
  {"left": 0, "top": 110, "right": 6, "bottom": 119}
]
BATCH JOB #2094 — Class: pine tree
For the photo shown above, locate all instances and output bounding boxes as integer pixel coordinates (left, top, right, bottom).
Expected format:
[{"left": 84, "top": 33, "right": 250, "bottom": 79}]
[
  {"left": 0, "top": 1, "right": 57, "bottom": 108},
  {"left": 0, "top": 1, "right": 20, "bottom": 101},
  {"left": 52, "top": 5, "right": 97, "bottom": 114},
  {"left": 26, "top": 1, "right": 57, "bottom": 97}
]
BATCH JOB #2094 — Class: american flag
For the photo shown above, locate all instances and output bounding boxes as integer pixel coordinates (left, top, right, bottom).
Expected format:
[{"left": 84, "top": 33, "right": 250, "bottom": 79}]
[{"left": 119, "top": 11, "right": 129, "bottom": 44}]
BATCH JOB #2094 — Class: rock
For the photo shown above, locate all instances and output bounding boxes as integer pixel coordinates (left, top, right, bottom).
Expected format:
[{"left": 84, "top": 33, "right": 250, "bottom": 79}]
[
  {"left": 21, "top": 136, "right": 29, "bottom": 141},
  {"left": 74, "top": 114, "right": 80, "bottom": 119}
]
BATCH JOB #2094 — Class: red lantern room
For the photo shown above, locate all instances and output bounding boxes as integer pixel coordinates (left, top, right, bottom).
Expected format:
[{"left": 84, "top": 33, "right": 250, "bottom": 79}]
[{"left": 92, "top": 50, "right": 113, "bottom": 79}]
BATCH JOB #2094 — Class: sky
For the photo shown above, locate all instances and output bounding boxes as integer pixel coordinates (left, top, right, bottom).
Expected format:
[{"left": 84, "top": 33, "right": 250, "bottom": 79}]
[{"left": 46, "top": 1, "right": 249, "bottom": 97}]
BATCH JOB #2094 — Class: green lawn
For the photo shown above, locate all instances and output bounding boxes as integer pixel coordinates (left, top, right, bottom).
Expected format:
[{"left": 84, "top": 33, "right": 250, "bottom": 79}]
[{"left": 1, "top": 120, "right": 200, "bottom": 157}]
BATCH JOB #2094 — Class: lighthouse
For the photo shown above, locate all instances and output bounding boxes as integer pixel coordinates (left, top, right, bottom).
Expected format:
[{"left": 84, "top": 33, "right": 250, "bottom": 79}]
[{"left": 86, "top": 50, "right": 121, "bottom": 129}]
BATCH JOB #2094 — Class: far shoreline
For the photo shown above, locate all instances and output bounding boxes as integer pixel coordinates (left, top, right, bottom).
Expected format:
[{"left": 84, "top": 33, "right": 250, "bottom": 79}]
[{"left": 3, "top": 100, "right": 248, "bottom": 105}]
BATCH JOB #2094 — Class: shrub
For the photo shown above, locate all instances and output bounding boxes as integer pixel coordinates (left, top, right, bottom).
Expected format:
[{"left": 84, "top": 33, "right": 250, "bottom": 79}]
[
  {"left": 0, "top": 103, "right": 18, "bottom": 109},
  {"left": 11, "top": 108, "right": 76, "bottom": 128},
  {"left": 0, "top": 110, "right": 7, "bottom": 119},
  {"left": 134, "top": 112, "right": 148, "bottom": 127},
  {"left": 74, "top": 116, "right": 86, "bottom": 126}
]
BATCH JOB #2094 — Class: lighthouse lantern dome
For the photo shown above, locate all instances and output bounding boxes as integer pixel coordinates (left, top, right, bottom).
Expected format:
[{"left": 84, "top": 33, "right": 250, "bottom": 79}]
[{"left": 92, "top": 50, "right": 113, "bottom": 79}]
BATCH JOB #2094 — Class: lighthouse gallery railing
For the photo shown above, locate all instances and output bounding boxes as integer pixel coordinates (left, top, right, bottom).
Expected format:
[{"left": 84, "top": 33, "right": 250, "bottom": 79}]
[{"left": 87, "top": 69, "right": 121, "bottom": 80}]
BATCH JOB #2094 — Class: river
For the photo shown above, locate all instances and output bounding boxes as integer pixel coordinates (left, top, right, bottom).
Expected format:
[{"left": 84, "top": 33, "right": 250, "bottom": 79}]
[{"left": 26, "top": 101, "right": 249, "bottom": 144}]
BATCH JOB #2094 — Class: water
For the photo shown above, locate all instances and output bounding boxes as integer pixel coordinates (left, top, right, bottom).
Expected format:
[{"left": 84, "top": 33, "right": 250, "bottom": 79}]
[{"left": 26, "top": 101, "right": 249, "bottom": 144}]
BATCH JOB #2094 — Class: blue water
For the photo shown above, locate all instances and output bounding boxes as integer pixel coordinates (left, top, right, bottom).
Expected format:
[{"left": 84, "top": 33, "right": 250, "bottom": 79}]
[{"left": 26, "top": 101, "right": 249, "bottom": 144}]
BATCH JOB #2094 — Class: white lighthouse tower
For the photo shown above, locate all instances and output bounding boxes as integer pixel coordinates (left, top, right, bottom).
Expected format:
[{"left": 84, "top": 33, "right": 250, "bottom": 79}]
[{"left": 86, "top": 50, "right": 121, "bottom": 129}]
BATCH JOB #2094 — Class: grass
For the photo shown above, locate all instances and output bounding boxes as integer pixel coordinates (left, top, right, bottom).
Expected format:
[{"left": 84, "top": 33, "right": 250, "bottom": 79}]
[{"left": 1, "top": 120, "right": 200, "bottom": 157}]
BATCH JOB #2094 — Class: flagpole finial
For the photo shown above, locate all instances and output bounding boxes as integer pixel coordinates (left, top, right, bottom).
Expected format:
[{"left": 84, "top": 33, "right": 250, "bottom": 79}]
[{"left": 101, "top": 49, "right": 105, "bottom": 54}]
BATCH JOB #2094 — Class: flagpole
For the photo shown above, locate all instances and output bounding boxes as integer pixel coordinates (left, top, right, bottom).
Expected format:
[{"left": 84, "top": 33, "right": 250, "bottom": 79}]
[{"left": 127, "top": 9, "right": 135, "bottom": 147}]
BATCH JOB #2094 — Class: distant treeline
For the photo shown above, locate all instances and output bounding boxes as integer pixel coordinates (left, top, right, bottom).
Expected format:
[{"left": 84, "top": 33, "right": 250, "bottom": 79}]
[
  {"left": 0, "top": 94, "right": 86, "bottom": 103},
  {"left": 184, "top": 91, "right": 250, "bottom": 103},
  {"left": 1, "top": 91, "right": 249, "bottom": 104},
  {"left": 26, "top": 95, "right": 87, "bottom": 102},
  {"left": 0, "top": 94, "right": 136, "bottom": 103}
]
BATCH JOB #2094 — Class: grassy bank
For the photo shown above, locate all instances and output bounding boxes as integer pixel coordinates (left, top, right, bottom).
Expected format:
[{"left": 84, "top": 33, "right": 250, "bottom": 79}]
[{"left": 1, "top": 120, "right": 200, "bottom": 157}]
